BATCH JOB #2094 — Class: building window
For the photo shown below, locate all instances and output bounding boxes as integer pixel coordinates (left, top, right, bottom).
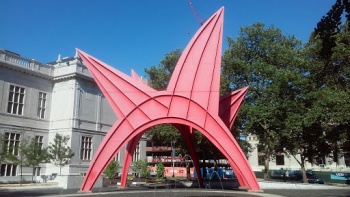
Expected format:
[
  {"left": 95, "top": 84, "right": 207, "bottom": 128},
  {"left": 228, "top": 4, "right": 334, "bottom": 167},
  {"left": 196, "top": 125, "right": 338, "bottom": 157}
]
[
  {"left": 114, "top": 153, "right": 120, "bottom": 162},
  {"left": 35, "top": 135, "right": 43, "bottom": 150},
  {"left": 33, "top": 167, "right": 41, "bottom": 176},
  {"left": 345, "top": 153, "right": 350, "bottom": 167},
  {"left": 81, "top": 136, "right": 92, "bottom": 160},
  {"left": 37, "top": 92, "right": 47, "bottom": 119},
  {"left": 0, "top": 164, "right": 17, "bottom": 176},
  {"left": 5, "top": 132, "right": 21, "bottom": 156},
  {"left": 316, "top": 156, "right": 325, "bottom": 168},
  {"left": 35, "top": 135, "right": 44, "bottom": 155},
  {"left": 7, "top": 85, "right": 25, "bottom": 115},
  {"left": 132, "top": 143, "right": 140, "bottom": 162},
  {"left": 276, "top": 155, "right": 285, "bottom": 165}
]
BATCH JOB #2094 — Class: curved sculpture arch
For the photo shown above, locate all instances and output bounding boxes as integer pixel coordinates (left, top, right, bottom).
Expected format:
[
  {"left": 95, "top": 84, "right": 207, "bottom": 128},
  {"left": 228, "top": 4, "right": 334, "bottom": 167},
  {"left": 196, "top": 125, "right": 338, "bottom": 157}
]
[
  {"left": 119, "top": 122, "right": 204, "bottom": 187},
  {"left": 77, "top": 7, "right": 261, "bottom": 192}
]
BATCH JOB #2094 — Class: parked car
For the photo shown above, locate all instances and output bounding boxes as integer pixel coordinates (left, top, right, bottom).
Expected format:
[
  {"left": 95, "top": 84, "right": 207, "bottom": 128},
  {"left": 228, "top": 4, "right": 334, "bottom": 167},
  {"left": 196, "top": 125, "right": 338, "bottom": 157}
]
[{"left": 307, "top": 173, "right": 324, "bottom": 184}]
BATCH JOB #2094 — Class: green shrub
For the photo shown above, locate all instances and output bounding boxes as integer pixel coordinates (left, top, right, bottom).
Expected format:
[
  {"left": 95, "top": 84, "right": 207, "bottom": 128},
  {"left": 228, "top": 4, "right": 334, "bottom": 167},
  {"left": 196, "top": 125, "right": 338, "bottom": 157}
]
[
  {"left": 132, "top": 160, "right": 150, "bottom": 178},
  {"left": 127, "top": 176, "right": 134, "bottom": 181},
  {"left": 156, "top": 162, "right": 165, "bottom": 178},
  {"left": 104, "top": 160, "right": 120, "bottom": 180}
]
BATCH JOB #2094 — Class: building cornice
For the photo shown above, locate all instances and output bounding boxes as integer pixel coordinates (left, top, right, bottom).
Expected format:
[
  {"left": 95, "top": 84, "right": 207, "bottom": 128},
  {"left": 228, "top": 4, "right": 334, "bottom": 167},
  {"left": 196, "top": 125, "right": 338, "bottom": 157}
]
[
  {"left": 52, "top": 72, "right": 94, "bottom": 82},
  {"left": 0, "top": 59, "right": 54, "bottom": 80},
  {"left": 0, "top": 49, "right": 97, "bottom": 83}
]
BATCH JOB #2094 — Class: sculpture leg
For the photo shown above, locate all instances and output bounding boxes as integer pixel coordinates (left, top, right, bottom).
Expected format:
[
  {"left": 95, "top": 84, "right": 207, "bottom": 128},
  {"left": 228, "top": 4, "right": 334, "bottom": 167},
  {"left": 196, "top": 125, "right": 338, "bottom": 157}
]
[
  {"left": 197, "top": 121, "right": 260, "bottom": 190},
  {"left": 79, "top": 122, "right": 139, "bottom": 192},
  {"left": 175, "top": 125, "right": 203, "bottom": 186},
  {"left": 120, "top": 133, "right": 144, "bottom": 188}
]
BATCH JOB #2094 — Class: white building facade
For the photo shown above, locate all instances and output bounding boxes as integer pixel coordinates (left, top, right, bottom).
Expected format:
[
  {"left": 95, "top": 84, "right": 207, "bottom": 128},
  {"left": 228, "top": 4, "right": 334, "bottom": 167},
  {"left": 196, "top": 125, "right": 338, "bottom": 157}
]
[
  {"left": 246, "top": 134, "right": 350, "bottom": 172},
  {"left": 0, "top": 49, "right": 146, "bottom": 188}
]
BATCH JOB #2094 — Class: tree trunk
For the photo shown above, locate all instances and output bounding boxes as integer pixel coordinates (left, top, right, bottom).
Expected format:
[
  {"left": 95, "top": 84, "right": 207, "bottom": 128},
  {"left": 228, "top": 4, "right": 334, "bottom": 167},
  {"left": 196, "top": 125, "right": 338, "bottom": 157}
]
[
  {"left": 291, "top": 153, "right": 306, "bottom": 183},
  {"left": 20, "top": 163, "right": 23, "bottom": 186},
  {"left": 263, "top": 155, "right": 270, "bottom": 180},
  {"left": 262, "top": 126, "right": 271, "bottom": 181},
  {"left": 32, "top": 166, "right": 34, "bottom": 183},
  {"left": 186, "top": 160, "right": 191, "bottom": 180},
  {"left": 300, "top": 159, "right": 308, "bottom": 183}
]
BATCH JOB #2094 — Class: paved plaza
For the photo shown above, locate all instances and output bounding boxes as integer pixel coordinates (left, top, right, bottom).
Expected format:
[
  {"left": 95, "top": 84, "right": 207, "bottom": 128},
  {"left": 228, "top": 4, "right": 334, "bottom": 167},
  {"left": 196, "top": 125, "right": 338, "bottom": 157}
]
[{"left": 0, "top": 180, "right": 349, "bottom": 197}]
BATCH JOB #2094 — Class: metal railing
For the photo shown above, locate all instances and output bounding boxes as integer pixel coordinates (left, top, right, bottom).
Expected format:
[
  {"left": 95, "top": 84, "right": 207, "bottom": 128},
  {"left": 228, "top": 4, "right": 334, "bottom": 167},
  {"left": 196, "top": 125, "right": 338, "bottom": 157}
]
[{"left": 0, "top": 49, "right": 52, "bottom": 75}]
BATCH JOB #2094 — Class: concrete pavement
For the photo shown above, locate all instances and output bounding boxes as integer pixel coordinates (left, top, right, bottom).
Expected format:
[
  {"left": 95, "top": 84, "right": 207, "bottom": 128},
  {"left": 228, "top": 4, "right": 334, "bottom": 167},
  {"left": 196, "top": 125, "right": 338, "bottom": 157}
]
[
  {"left": 258, "top": 180, "right": 349, "bottom": 189},
  {"left": 1, "top": 179, "right": 348, "bottom": 190},
  {"left": 0, "top": 180, "right": 348, "bottom": 197}
]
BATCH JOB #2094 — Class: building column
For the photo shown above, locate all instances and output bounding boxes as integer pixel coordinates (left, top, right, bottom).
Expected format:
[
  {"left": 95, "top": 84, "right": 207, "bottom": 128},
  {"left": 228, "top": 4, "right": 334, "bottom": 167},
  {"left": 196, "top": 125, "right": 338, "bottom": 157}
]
[{"left": 95, "top": 93, "right": 102, "bottom": 131}]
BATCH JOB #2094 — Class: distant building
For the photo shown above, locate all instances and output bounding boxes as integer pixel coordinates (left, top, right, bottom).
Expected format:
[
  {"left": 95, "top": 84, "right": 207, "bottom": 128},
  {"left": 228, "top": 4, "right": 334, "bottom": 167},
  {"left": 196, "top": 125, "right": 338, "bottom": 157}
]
[
  {"left": 0, "top": 49, "right": 146, "bottom": 188},
  {"left": 246, "top": 134, "right": 350, "bottom": 172}
]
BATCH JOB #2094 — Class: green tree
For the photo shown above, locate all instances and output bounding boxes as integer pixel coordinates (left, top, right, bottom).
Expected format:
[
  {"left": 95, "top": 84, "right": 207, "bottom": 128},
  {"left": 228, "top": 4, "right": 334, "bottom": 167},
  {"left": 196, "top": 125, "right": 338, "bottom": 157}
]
[
  {"left": 24, "top": 137, "right": 50, "bottom": 182},
  {"left": 270, "top": 0, "right": 350, "bottom": 183},
  {"left": 0, "top": 133, "right": 8, "bottom": 165},
  {"left": 328, "top": 24, "right": 350, "bottom": 154},
  {"left": 144, "top": 49, "right": 184, "bottom": 152},
  {"left": 145, "top": 49, "right": 181, "bottom": 91},
  {"left": 146, "top": 124, "right": 181, "bottom": 147},
  {"left": 7, "top": 135, "right": 30, "bottom": 184},
  {"left": 131, "top": 160, "right": 149, "bottom": 178},
  {"left": 156, "top": 162, "right": 164, "bottom": 179},
  {"left": 48, "top": 134, "right": 75, "bottom": 176},
  {"left": 104, "top": 160, "right": 120, "bottom": 183},
  {"left": 302, "top": 0, "right": 350, "bottom": 171},
  {"left": 222, "top": 22, "right": 306, "bottom": 180},
  {"left": 313, "top": 0, "right": 344, "bottom": 61}
]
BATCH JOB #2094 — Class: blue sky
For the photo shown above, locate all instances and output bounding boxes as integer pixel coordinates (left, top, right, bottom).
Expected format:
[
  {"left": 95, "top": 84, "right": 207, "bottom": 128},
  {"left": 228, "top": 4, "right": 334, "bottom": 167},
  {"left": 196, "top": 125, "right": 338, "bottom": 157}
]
[{"left": 1, "top": 0, "right": 335, "bottom": 76}]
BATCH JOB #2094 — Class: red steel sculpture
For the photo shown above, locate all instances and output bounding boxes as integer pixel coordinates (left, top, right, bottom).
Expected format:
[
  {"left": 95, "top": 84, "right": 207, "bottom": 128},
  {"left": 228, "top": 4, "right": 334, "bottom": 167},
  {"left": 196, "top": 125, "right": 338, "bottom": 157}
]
[{"left": 77, "top": 7, "right": 261, "bottom": 192}]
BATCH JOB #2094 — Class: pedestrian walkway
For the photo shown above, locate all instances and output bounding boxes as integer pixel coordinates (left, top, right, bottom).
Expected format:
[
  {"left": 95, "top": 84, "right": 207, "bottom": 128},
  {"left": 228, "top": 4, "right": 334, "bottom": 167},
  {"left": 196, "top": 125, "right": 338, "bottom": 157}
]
[
  {"left": 0, "top": 180, "right": 348, "bottom": 191},
  {"left": 0, "top": 180, "right": 349, "bottom": 197},
  {"left": 258, "top": 180, "right": 348, "bottom": 189},
  {"left": 0, "top": 182, "right": 59, "bottom": 190}
]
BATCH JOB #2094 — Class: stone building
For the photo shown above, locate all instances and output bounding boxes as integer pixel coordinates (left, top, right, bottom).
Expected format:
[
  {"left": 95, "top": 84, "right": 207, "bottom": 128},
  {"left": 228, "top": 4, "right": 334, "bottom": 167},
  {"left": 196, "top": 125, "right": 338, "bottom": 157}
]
[{"left": 0, "top": 49, "right": 146, "bottom": 188}]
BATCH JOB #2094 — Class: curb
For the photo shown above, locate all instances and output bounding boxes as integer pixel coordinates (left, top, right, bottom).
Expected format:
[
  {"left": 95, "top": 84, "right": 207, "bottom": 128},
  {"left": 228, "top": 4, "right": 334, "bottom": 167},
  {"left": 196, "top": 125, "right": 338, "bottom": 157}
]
[{"left": 0, "top": 182, "right": 59, "bottom": 190}]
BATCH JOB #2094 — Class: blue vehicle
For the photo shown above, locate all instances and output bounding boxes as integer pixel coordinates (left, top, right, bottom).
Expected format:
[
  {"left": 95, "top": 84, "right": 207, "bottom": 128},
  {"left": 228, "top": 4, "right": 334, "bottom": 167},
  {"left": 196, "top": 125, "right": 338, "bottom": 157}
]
[
  {"left": 270, "top": 169, "right": 324, "bottom": 183},
  {"left": 194, "top": 167, "right": 236, "bottom": 179}
]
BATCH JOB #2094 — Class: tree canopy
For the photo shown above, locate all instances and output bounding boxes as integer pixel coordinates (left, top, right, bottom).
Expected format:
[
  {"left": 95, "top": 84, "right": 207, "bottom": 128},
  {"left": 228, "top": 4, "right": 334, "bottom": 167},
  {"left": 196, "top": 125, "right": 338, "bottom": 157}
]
[
  {"left": 222, "top": 22, "right": 307, "bottom": 180},
  {"left": 221, "top": 1, "right": 350, "bottom": 182},
  {"left": 144, "top": 49, "right": 182, "bottom": 91},
  {"left": 305, "top": 0, "right": 350, "bottom": 165}
]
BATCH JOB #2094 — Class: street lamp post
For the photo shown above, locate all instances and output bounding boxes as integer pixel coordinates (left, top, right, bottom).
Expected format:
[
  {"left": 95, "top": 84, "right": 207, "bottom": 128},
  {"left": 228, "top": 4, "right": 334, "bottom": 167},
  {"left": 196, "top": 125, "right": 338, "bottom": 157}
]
[{"left": 172, "top": 140, "right": 175, "bottom": 177}]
